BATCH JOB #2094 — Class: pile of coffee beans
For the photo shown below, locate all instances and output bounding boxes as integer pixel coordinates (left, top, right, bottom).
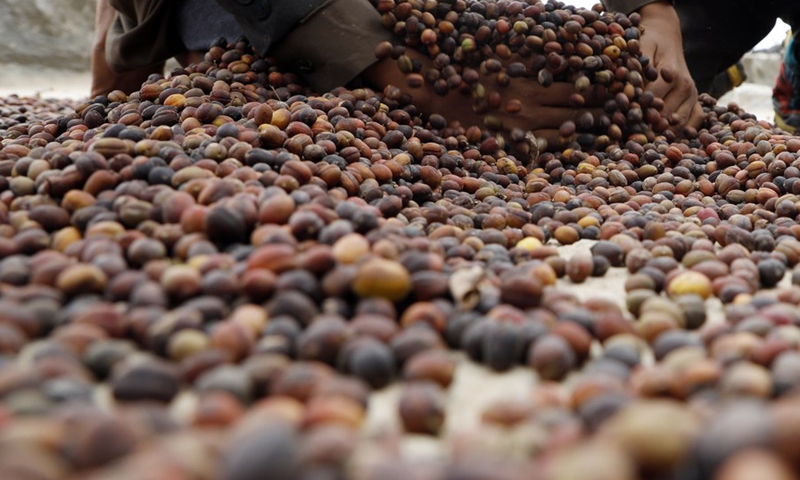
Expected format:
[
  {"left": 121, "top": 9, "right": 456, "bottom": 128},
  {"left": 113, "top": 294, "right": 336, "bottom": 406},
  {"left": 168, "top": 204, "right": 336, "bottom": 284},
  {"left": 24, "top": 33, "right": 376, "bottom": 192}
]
[
  {"left": 2, "top": 1, "right": 800, "bottom": 479},
  {"left": 374, "top": 0, "right": 677, "bottom": 151}
]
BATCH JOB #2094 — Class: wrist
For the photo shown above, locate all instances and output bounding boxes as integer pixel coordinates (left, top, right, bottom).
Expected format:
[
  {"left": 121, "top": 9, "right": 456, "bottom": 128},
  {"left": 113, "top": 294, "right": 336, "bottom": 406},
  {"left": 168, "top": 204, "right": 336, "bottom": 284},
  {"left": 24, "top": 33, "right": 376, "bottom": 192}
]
[{"left": 638, "top": 1, "right": 679, "bottom": 23}]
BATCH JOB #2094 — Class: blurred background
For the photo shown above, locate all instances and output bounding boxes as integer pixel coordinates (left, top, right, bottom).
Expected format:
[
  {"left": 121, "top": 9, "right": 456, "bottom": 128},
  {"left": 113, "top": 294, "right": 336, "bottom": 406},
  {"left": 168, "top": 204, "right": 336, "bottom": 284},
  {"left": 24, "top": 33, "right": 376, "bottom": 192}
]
[
  {"left": 0, "top": 0, "right": 95, "bottom": 97},
  {"left": 0, "top": 0, "right": 790, "bottom": 121}
]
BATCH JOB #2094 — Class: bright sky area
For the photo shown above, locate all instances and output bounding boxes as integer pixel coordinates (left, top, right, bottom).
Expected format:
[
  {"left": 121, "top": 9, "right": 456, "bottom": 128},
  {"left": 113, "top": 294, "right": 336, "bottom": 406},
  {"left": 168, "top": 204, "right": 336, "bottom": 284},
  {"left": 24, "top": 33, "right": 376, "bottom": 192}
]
[{"left": 569, "top": 0, "right": 790, "bottom": 51}]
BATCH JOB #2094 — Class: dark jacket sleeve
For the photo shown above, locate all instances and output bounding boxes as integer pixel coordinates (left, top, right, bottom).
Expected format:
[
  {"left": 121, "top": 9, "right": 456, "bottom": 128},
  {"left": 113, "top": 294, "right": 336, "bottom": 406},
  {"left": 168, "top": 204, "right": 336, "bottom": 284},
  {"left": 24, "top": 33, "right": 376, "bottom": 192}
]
[
  {"left": 268, "top": 0, "right": 394, "bottom": 92},
  {"left": 213, "top": 0, "right": 328, "bottom": 55},
  {"left": 602, "top": 0, "right": 673, "bottom": 14}
]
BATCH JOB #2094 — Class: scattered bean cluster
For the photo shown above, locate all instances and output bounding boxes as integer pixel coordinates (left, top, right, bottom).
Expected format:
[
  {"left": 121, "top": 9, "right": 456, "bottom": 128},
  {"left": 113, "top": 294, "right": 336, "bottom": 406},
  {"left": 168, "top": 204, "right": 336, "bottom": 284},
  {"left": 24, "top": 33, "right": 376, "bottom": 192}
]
[{"left": 2, "top": 2, "right": 800, "bottom": 480}]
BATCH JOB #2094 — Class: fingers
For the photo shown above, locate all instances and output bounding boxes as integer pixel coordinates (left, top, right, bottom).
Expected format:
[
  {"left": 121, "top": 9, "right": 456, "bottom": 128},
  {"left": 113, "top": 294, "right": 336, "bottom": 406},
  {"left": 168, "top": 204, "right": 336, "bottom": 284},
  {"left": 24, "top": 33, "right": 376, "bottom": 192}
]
[
  {"left": 645, "top": 78, "right": 672, "bottom": 104},
  {"left": 662, "top": 89, "right": 692, "bottom": 124},
  {"left": 529, "top": 129, "right": 600, "bottom": 153},
  {"left": 642, "top": 61, "right": 699, "bottom": 132},
  {"left": 686, "top": 102, "right": 705, "bottom": 130},
  {"left": 659, "top": 78, "right": 699, "bottom": 132},
  {"left": 529, "top": 82, "right": 581, "bottom": 106},
  {"left": 521, "top": 106, "right": 605, "bottom": 131},
  {"left": 511, "top": 81, "right": 606, "bottom": 108},
  {"left": 662, "top": 82, "right": 696, "bottom": 118},
  {"left": 530, "top": 129, "right": 561, "bottom": 150}
]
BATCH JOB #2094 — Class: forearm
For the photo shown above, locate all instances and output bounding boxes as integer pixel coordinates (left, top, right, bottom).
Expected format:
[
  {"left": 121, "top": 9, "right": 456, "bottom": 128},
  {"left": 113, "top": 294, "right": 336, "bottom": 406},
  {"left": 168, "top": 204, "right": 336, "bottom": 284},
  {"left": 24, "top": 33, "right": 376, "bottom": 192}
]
[{"left": 91, "top": 0, "right": 117, "bottom": 97}]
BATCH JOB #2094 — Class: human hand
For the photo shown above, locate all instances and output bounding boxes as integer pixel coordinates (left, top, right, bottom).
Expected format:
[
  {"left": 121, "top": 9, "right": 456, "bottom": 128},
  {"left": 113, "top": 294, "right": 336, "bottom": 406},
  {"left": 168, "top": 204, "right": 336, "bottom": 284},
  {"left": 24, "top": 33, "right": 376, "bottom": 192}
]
[
  {"left": 474, "top": 66, "right": 606, "bottom": 149},
  {"left": 638, "top": 1, "right": 704, "bottom": 132},
  {"left": 361, "top": 48, "right": 604, "bottom": 150}
]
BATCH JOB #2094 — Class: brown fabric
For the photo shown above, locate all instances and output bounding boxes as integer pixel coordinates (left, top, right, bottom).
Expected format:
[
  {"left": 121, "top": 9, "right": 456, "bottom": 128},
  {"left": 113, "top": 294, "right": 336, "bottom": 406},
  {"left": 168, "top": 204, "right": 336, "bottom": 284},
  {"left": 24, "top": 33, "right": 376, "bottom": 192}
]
[
  {"left": 270, "top": 0, "right": 394, "bottom": 92},
  {"left": 105, "top": 0, "right": 182, "bottom": 73},
  {"left": 602, "top": 0, "right": 672, "bottom": 14}
]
